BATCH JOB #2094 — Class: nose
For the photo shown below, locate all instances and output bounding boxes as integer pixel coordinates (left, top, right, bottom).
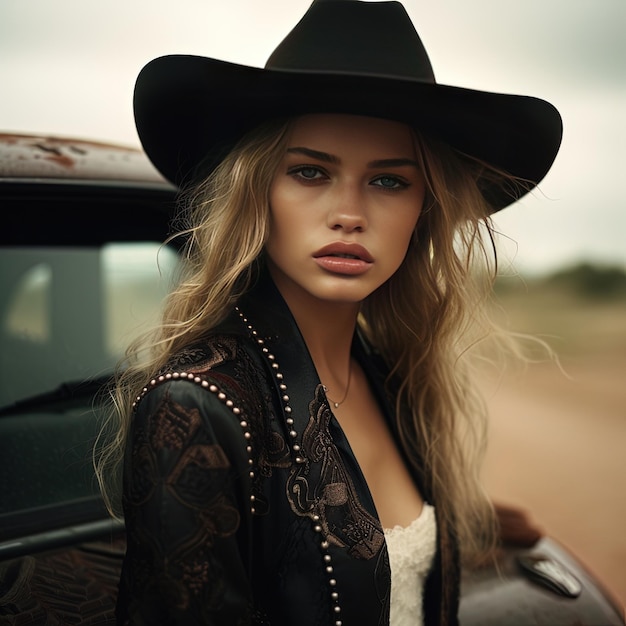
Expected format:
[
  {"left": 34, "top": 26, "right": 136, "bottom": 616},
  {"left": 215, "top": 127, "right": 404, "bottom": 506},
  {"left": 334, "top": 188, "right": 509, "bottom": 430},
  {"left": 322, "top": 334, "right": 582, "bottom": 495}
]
[{"left": 326, "top": 183, "right": 368, "bottom": 232}]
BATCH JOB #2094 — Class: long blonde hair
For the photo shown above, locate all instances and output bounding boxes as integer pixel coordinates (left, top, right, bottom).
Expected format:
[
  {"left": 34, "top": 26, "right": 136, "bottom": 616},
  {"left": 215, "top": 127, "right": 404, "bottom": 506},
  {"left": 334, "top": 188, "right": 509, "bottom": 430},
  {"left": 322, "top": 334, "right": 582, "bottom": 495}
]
[
  {"left": 95, "top": 119, "right": 291, "bottom": 517},
  {"left": 361, "top": 133, "right": 526, "bottom": 565},
  {"left": 96, "top": 116, "right": 524, "bottom": 566}
]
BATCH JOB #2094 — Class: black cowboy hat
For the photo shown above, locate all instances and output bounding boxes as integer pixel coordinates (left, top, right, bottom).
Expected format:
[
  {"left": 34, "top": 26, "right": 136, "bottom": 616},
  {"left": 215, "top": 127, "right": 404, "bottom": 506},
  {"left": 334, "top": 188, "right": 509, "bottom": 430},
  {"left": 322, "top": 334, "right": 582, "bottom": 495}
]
[{"left": 134, "top": 0, "right": 562, "bottom": 212}]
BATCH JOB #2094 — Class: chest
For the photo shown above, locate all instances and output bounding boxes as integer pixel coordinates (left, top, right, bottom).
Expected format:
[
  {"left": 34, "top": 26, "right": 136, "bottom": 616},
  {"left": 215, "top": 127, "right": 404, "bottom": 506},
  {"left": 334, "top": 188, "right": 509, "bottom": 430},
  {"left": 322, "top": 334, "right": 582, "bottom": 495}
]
[
  {"left": 243, "top": 381, "right": 389, "bottom": 624},
  {"left": 329, "top": 368, "right": 425, "bottom": 529}
]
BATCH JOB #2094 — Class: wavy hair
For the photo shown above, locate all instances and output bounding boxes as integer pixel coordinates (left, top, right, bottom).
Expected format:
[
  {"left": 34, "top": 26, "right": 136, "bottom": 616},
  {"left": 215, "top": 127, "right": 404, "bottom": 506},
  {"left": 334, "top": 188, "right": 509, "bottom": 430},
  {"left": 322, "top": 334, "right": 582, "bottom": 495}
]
[
  {"left": 95, "top": 119, "right": 291, "bottom": 517},
  {"left": 96, "top": 116, "right": 527, "bottom": 566},
  {"left": 360, "top": 133, "right": 528, "bottom": 565}
]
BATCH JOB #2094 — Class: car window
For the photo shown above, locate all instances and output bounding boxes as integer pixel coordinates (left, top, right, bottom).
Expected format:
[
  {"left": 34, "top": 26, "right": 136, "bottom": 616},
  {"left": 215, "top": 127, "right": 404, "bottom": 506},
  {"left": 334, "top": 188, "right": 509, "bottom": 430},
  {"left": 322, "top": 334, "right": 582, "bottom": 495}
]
[{"left": 0, "top": 242, "right": 179, "bottom": 407}]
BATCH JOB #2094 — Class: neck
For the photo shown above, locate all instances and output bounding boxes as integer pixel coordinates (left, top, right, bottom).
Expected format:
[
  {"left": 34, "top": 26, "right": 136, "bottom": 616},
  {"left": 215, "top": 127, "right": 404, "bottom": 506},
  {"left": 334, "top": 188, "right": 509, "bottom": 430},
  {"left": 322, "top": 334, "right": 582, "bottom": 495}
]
[
  {"left": 295, "top": 304, "right": 357, "bottom": 408},
  {"left": 289, "top": 295, "right": 357, "bottom": 370},
  {"left": 269, "top": 272, "right": 358, "bottom": 391}
]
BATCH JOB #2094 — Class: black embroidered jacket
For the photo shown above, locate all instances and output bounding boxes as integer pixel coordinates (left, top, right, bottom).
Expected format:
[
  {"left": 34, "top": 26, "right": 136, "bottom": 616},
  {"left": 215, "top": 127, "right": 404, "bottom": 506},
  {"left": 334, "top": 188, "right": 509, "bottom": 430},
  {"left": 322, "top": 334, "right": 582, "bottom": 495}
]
[{"left": 116, "top": 271, "right": 460, "bottom": 625}]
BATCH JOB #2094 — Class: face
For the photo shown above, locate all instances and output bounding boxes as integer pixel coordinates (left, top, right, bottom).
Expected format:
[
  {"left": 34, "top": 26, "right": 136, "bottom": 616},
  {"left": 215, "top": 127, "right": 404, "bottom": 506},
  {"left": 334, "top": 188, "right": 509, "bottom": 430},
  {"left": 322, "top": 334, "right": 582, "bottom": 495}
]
[{"left": 266, "top": 113, "right": 425, "bottom": 309}]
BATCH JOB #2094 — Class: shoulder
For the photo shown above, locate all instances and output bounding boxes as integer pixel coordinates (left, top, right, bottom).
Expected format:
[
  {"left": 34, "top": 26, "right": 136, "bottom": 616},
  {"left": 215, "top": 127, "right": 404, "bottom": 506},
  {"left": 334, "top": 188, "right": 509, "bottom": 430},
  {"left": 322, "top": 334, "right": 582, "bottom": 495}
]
[
  {"left": 155, "top": 329, "right": 264, "bottom": 395},
  {"left": 132, "top": 330, "right": 269, "bottom": 439},
  {"left": 130, "top": 375, "right": 251, "bottom": 464},
  {"left": 163, "top": 333, "right": 242, "bottom": 373}
]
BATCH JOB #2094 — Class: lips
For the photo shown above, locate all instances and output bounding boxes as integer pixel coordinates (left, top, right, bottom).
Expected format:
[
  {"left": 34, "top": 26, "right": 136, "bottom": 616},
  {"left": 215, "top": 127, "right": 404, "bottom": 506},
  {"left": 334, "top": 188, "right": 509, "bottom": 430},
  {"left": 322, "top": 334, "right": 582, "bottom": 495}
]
[
  {"left": 313, "top": 243, "right": 373, "bottom": 263},
  {"left": 313, "top": 242, "right": 373, "bottom": 275}
]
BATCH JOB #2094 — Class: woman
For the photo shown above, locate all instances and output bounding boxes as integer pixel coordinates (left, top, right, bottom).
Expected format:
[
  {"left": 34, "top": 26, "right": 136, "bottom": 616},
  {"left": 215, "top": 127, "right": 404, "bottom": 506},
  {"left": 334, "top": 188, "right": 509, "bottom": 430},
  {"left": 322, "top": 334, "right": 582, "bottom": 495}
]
[{"left": 97, "top": 1, "right": 562, "bottom": 624}]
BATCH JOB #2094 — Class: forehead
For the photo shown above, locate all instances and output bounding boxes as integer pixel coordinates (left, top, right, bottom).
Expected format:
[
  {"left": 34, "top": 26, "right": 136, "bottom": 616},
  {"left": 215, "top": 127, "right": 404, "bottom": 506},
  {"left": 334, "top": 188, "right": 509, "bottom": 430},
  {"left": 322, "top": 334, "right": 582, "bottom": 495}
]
[{"left": 286, "top": 114, "right": 417, "bottom": 157}]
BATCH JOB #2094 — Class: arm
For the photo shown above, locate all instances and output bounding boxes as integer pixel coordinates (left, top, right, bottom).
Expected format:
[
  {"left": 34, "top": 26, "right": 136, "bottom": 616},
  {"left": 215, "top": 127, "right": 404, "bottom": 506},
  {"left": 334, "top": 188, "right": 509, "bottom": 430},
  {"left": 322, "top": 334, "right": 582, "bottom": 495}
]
[{"left": 117, "top": 379, "right": 254, "bottom": 625}]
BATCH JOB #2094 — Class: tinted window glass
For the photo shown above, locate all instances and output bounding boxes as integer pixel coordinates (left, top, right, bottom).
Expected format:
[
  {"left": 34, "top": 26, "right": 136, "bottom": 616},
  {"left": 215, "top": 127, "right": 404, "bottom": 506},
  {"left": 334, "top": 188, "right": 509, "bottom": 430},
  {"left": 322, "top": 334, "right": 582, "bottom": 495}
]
[{"left": 0, "top": 243, "right": 178, "bottom": 407}]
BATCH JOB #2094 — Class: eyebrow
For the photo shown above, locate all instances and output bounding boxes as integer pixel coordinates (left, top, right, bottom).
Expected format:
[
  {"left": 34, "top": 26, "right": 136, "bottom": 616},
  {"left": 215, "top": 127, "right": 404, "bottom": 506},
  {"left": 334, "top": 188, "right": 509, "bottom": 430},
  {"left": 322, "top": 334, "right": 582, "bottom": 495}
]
[
  {"left": 368, "top": 157, "right": 420, "bottom": 169},
  {"left": 287, "top": 147, "right": 339, "bottom": 163},
  {"left": 286, "top": 147, "right": 419, "bottom": 169}
]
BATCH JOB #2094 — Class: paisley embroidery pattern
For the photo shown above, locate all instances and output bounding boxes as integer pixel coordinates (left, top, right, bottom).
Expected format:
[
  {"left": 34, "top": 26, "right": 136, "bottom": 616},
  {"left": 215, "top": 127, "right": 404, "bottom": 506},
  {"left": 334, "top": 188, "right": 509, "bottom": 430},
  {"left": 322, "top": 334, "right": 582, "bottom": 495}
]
[
  {"left": 126, "top": 391, "right": 242, "bottom": 615},
  {"left": 286, "top": 384, "right": 384, "bottom": 560},
  {"left": 231, "top": 343, "right": 291, "bottom": 478},
  {"left": 118, "top": 288, "right": 454, "bottom": 624},
  {"left": 163, "top": 335, "right": 238, "bottom": 374}
]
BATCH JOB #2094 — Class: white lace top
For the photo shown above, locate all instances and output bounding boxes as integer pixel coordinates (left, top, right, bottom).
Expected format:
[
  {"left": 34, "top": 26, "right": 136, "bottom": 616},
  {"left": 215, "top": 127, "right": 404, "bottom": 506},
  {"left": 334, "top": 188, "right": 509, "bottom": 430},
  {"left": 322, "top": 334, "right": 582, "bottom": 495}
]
[{"left": 384, "top": 503, "right": 438, "bottom": 626}]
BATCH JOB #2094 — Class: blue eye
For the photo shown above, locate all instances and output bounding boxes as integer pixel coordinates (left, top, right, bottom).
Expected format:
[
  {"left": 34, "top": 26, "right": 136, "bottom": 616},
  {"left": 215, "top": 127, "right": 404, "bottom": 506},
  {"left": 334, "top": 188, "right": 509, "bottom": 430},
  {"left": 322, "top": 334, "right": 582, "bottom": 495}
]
[
  {"left": 300, "top": 167, "right": 322, "bottom": 179},
  {"left": 288, "top": 165, "right": 326, "bottom": 181},
  {"left": 372, "top": 175, "right": 408, "bottom": 190}
]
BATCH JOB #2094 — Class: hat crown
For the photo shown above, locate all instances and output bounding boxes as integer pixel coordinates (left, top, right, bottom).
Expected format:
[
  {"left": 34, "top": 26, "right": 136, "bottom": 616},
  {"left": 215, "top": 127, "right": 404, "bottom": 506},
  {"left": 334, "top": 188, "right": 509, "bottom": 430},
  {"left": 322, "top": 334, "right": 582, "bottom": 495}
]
[
  {"left": 134, "top": 0, "right": 562, "bottom": 209},
  {"left": 265, "top": 0, "right": 435, "bottom": 83}
]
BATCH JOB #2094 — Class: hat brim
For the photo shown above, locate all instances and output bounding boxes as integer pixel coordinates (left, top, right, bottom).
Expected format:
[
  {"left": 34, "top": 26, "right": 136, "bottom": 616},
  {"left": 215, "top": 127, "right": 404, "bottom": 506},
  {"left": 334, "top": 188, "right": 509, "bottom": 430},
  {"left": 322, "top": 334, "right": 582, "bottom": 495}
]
[{"left": 134, "top": 54, "right": 562, "bottom": 211}]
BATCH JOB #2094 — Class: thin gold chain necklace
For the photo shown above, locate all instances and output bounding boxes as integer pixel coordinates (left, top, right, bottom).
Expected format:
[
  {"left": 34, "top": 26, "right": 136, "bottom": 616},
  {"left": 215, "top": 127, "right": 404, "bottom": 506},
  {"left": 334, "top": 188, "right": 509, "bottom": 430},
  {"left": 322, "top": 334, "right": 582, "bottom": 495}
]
[{"left": 323, "top": 363, "right": 353, "bottom": 408}]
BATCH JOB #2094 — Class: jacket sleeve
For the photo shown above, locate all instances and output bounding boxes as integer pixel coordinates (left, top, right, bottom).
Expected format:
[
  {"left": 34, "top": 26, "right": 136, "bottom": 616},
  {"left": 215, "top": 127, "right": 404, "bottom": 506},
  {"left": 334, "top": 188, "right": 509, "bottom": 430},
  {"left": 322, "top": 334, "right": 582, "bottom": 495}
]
[{"left": 116, "top": 378, "right": 254, "bottom": 626}]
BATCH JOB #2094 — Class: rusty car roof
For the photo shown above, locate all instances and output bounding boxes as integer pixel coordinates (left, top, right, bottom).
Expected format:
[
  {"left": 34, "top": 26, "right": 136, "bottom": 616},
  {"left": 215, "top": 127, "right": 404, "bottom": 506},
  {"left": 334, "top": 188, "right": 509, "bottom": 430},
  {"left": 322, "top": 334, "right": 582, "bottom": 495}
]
[
  {"left": 0, "top": 133, "right": 174, "bottom": 188},
  {"left": 0, "top": 133, "right": 178, "bottom": 246}
]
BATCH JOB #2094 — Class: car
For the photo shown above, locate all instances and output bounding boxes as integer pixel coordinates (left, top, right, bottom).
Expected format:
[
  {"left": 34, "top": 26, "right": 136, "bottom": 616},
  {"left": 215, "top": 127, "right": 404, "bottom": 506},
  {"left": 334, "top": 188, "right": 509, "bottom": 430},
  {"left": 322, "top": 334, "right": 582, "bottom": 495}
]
[
  {"left": 0, "top": 132, "right": 177, "bottom": 624},
  {"left": 0, "top": 132, "right": 623, "bottom": 625}
]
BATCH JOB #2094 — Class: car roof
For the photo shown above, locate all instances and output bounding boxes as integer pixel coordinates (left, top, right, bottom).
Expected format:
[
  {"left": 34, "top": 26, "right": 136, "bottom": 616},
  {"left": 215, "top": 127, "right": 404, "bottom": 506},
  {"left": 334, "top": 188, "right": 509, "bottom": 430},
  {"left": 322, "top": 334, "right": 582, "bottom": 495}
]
[
  {"left": 0, "top": 133, "right": 178, "bottom": 246},
  {"left": 0, "top": 133, "right": 172, "bottom": 184}
]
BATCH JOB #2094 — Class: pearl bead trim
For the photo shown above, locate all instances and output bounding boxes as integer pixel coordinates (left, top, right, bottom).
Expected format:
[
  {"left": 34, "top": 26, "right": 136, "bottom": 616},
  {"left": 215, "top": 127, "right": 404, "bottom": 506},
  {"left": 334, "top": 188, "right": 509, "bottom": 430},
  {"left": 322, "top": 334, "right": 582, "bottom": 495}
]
[
  {"left": 236, "top": 307, "right": 342, "bottom": 624},
  {"left": 133, "top": 309, "right": 344, "bottom": 623},
  {"left": 318, "top": 529, "right": 342, "bottom": 624},
  {"left": 236, "top": 307, "right": 306, "bottom": 465},
  {"left": 133, "top": 370, "right": 256, "bottom": 514}
]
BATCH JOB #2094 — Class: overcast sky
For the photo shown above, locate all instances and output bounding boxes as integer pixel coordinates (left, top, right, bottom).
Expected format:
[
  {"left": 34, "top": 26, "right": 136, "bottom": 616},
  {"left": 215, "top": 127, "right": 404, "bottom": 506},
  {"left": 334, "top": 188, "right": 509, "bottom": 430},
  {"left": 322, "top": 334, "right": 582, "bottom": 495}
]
[{"left": 1, "top": 0, "right": 624, "bottom": 275}]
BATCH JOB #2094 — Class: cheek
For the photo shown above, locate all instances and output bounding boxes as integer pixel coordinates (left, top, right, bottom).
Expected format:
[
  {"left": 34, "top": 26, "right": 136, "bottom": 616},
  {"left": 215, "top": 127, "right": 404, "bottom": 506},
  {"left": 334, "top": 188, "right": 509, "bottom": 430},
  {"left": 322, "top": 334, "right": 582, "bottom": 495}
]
[
  {"left": 266, "top": 185, "right": 286, "bottom": 248},
  {"left": 392, "top": 231, "right": 415, "bottom": 268},
  {"left": 268, "top": 180, "right": 321, "bottom": 248},
  {"left": 266, "top": 193, "right": 302, "bottom": 265},
  {"left": 267, "top": 204, "right": 295, "bottom": 247},
  {"left": 395, "top": 204, "right": 422, "bottom": 246},
  {"left": 264, "top": 212, "right": 284, "bottom": 262},
  {"left": 268, "top": 181, "right": 300, "bottom": 233},
  {"left": 385, "top": 208, "right": 422, "bottom": 270}
]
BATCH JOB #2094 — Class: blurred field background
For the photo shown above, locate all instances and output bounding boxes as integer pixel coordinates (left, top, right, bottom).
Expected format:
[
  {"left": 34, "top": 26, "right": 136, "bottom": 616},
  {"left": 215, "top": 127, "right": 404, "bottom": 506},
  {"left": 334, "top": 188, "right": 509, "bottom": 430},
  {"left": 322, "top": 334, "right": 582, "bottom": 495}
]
[{"left": 479, "top": 262, "right": 626, "bottom": 609}]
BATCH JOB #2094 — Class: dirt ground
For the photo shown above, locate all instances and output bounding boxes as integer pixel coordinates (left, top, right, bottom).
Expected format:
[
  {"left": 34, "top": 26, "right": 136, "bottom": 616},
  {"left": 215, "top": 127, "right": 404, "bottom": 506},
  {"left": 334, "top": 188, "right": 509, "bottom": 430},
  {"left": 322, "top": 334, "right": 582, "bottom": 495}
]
[{"left": 478, "top": 296, "right": 626, "bottom": 611}]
